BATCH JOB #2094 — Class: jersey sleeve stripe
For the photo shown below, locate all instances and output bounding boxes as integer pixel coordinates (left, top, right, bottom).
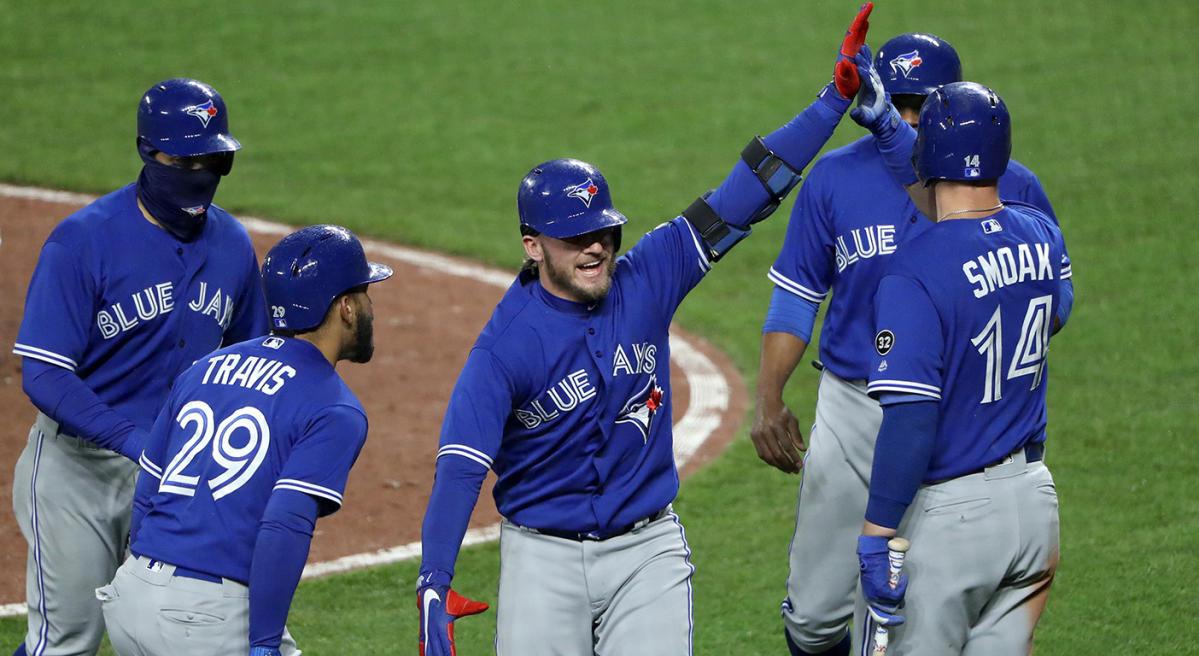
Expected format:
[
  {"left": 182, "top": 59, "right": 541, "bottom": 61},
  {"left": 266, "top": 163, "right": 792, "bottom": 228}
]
[
  {"left": 12, "top": 344, "right": 78, "bottom": 371},
  {"left": 437, "top": 444, "right": 493, "bottom": 469},
  {"left": 866, "top": 380, "right": 942, "bottom": 399},
  {"left": 1060, "top": 263, "right": 1072, "bottom": 278},
  {"left": 766, "top": 269, "right": 827, "bottom": 303},
  {"left": 274, "top": 479, "right": 344, "bottom": 505},
  {"left": 139, "top": 455, "right": 163, "bottom": 479},
  {"left": 677, "top": 217, "right": 713, "bottom": 273}
]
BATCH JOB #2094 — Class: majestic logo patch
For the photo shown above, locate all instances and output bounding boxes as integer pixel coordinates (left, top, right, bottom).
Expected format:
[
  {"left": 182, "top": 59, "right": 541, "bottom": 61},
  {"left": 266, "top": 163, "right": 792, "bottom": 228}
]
[
  {"left": 889, "top": 50, "right": 923, "bottom": 78},
  {"left": 877, "top": 359, "right": 888, "bottom": 373},
  {"left": 616, "top": 376, "right": 664, "bottom": 444},
  {"left": 186, "top": 100, "right": 218, "bottom": 127},
  {"left": 875, "top": 330, "right": 895, "bottom": 356},
  {"left": 565, "top": 179, "right": 599, "bottom": 208}
]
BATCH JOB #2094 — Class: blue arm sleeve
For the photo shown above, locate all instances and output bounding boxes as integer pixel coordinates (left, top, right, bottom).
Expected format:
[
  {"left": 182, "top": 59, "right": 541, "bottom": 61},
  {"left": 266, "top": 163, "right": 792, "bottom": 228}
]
[
  {"left": 706, "top": 92, "right": 850, "bottom": 229},
  {"left": 128, "top": 468, "right": 157, "bottom": 546},
  {"left": 21, "top": 358, "right": 144, "bottom": 460},
  {"left": 762, "top": 286, "right": 819, "bottom": 342},
  {"left": 865, "top": 399, "right": 939, "bottom": 529},
  {"left": 1056, "top": 277, "right": 1074, "bottom": 331},
  {"left": 248, "top": 490, "right": 319, "bottom": 650},
  {"left": 418, "top": 453, "right": 489, "bottom": 585}
]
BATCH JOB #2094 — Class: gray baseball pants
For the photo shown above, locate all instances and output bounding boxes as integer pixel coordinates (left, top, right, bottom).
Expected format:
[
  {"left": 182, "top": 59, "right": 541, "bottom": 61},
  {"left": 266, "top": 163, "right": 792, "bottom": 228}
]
[{"left": 496, "top": 506, "right": 694, "bottom": 655}]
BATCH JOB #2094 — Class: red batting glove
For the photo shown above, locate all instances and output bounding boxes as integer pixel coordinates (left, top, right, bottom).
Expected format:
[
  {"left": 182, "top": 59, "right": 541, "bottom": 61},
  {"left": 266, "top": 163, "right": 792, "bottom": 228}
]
[
  {"left": 418, "top": 586, "right": 489, "bottom": 656},
  {"left": 834, "top": 2, "right": 874, "bottom": 98}
]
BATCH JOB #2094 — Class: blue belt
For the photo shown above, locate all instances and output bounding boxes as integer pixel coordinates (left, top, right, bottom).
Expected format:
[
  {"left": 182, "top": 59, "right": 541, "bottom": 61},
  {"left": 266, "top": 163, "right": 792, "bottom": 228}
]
[
  {"left": 530, "top": 508, "right": 669, "bottom": 542},
  {"left": 1024, "top": 442, "right": 1045, "bottom": 463},
  {"left": 137, "top": 554, "right": 224, "bottom": 584}
]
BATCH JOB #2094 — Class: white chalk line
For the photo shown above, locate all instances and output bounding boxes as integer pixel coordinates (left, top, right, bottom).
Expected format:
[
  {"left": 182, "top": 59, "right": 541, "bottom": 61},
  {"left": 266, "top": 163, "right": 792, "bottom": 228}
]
[{"left": 0, "top": 184, "right": 732, "bottom": 615}]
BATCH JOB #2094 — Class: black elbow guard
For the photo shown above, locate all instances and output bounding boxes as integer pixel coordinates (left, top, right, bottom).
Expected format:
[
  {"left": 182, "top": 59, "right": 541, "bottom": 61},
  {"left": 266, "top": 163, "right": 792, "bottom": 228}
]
[{"left": 741, "top": 136, "right": 803, "bottom": 224}]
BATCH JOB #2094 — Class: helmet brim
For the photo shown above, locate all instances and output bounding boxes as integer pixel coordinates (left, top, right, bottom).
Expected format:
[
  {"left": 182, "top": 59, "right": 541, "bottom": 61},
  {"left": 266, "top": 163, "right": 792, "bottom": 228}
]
[
  {"left": 364, "top": 262, "right": 394, "bottom": 284},
  {"left": 537, "top": 208, "right": 628, "bottom": 239}
]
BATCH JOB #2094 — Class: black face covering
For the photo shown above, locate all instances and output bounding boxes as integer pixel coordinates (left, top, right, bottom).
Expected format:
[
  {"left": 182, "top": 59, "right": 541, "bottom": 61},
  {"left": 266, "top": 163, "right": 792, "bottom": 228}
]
[{"left": 135, "top": 141, "right": 224, "bottom": 242}]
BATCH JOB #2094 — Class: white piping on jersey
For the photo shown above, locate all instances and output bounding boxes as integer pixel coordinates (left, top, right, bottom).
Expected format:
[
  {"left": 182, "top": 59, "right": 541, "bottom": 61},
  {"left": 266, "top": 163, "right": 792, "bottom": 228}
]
[
  {"left": 275, "top": 478, "right": 343, "bottom": 506},
  {"left": 767, "top": 268, "right": 827, "bottom": 304},
  {"left": 866, "top": 379, "right": 942, "bottom": 400},
  {"left": 12, "top": 344, "right": 77, "bottom": 371},
  {"left": 437, "top": 444, "right": 493, "bottom": 469},
  {"left": 139, "top": 455, "right": 164, "bottom": 480},
  {"left": 679, "top": 217, "right": 712, "bottom": 273}
]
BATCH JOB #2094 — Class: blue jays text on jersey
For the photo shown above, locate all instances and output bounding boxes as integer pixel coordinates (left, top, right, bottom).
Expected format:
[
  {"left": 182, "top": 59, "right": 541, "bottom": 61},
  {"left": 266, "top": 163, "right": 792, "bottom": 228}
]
[
  {"left": 866, "top": 204, "right": 1071, "bottom": 481},
  {"left": 767, "top": 135, "right": 1060, "bottom": 381},
  {"left": 131, "top": 336, "right": 368, "bottom": 583},
  {"left": 435, "top": 217, "right": 711, "bottom": 534},
  {"left": 13, "top": 184, "right": 268, "bottom": 431}
]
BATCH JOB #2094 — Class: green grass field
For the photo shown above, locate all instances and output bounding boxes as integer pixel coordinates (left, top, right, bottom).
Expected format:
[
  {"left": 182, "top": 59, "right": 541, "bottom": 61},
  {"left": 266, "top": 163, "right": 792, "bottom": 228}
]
[{"left": 2, "top": 0, "right": 1196, "bottom": 653}]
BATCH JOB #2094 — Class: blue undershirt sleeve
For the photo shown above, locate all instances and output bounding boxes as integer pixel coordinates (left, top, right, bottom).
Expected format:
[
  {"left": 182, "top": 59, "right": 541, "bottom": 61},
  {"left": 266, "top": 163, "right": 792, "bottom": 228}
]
[
  {"left": 864, "top": 399, "right": 939, "bottom": 529},
  {"left": 248, "top": 490, "right": 320, "bottom": 650},
  {"left": 21, "top": 358, "right": 144, "bottom": 460},
  {"left": 418, "top": 453, "right": 489, "bottom": 584},
  {"left": 762, "top": 286, "right": 819, "bottom": 343},
  {"left": 705, "top": 92, "right": 850, "bottom": 229}
]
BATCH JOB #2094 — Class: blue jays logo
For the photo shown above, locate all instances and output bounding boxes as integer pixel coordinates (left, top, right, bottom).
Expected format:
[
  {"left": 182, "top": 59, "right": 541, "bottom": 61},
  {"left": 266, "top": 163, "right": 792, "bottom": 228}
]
[
  {"left": 186, "top": 100, "right": 218, "bottom": 127},
  {"left": 616, "top": 376, "right": 665, "bottom": 444},
  {"left": 889, "top": 50, "right": 923, "bottom": 78},
  {"left": 565, "top": 179, "right": 599, "bottom": 208},
  {"left": 182, "top": 205, "right": 207, "bottom": 217}
]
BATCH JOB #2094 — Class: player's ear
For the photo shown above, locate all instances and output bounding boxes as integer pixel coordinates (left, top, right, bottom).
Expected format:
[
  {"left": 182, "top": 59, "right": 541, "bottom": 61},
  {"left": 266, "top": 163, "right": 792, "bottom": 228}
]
[{"left": 521, "top": 235, "right": 544, "bottom": 263}]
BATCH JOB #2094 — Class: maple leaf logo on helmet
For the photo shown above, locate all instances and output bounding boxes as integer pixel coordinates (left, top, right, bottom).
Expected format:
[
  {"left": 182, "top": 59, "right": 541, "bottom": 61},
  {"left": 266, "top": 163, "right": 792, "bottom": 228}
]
[
  {"left": 565, "top": 179, "right": 600, "bottom": 208},
  {"left": 889, "top": 50, "right": 924, "bottom": 78},
  {"left": 186, "top": 100, "right": 219, "bottom": 127}
]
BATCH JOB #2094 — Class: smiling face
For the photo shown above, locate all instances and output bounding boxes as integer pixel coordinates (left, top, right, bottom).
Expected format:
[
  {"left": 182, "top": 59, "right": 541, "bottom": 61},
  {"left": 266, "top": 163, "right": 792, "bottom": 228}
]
[{"left": 523, "top": 226, "right": 619, "bottom": 305}]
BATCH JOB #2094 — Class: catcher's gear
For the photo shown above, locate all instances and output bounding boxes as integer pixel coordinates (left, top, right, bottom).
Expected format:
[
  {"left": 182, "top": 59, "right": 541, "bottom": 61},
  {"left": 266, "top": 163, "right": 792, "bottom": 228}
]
[
  {"left": 517, "top": 158, "right": 628, "bottom": 242},
  {"left": 418, "top": 585, "right": 489, "bottom": 656},
  {"left": 857, "top": 535, "right": 908, "bottom": 626},
  {"left": 834, "top": 2, "right": 874, "bottom": 98},
  {"left": 137, "top": 78, "right": 241, "bottom": 158},
  {"left": 913, "top": 81, "right": 1011, "bottom": 186},
  {"left": 261, "top": 224, "right": 394, "bottom": 331},
  {"left": 874, "top": 33, "right": 962, "bottom": 98}
]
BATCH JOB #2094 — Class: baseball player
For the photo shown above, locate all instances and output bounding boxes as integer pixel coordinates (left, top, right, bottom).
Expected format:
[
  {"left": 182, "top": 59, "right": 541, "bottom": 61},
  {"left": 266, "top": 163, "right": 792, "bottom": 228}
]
[
  {"left": 854, "top": 81, "right": 1069, "bottom": 655},
  {"left": 96, "top": 225, "right": 393, "bottom": 656},
  {"left": 415, "top": 7, "right": 877, "bottom": 654},
  {"left": 751, "top": 34, "right": 1073, "bottom": 656},
  {"left": 10, "top": 78, "right": 267, "bottom": 656}
]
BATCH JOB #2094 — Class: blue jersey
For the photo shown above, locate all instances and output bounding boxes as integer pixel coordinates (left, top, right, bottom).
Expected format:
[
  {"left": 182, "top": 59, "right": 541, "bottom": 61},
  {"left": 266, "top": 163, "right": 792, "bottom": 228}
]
[
  {"left": 866, "top": 204, "right": 1071, "bottom": 481},
  {"left": 768, "top": 135, "right": 1058, "bottom": 380},
  {"left": 131, "top": 336, "right": 368, "bottom": 583},
  {"left": 12, "top": 183, "right": 268, "bottom": 430},
  {"left": 436, "top": 217, "right": 710, "bottom": 534}
]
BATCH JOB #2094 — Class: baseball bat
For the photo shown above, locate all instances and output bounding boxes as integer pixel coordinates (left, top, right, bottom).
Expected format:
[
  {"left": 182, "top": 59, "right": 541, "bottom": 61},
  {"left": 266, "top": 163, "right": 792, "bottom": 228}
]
[{"left": 871, "top": 537, "right": 911, "bottom": 656}]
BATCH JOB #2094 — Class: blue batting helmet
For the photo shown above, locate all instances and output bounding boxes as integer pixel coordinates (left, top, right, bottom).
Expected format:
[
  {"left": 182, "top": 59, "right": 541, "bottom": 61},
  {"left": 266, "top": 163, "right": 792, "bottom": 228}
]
[
  {"left": 262, "top": 225, "right": 393, "bottom": 331},
  {"left": 914, "top": 81, "right": 1011, "bottom": 186},
  {"left": 137, "top": 78, "right": 241, "bottom": 157},
  {"left": 517, "top": 159, "right": 627, "bottom": 239},
  {"left": 875, "top": 33, "right": 962, "bottom": 97}
]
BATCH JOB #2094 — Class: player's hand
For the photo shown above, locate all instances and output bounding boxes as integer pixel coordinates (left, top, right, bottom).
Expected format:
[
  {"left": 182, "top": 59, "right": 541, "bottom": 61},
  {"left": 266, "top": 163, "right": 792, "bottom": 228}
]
[
  {"left": 418, "top": 584, "right": 489, "bottom": 656},
  {"left": 849, "top": 45, "right": 900, "bottom": 137},
  {"left": 750, "top": 396, "right": 806, "bottom": 474},
  {"left": 834, "top": 2, "right": 874, "bottom": 98},
  {"left": 857, "top": 535, "right": 907, "bottom": 626}
]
